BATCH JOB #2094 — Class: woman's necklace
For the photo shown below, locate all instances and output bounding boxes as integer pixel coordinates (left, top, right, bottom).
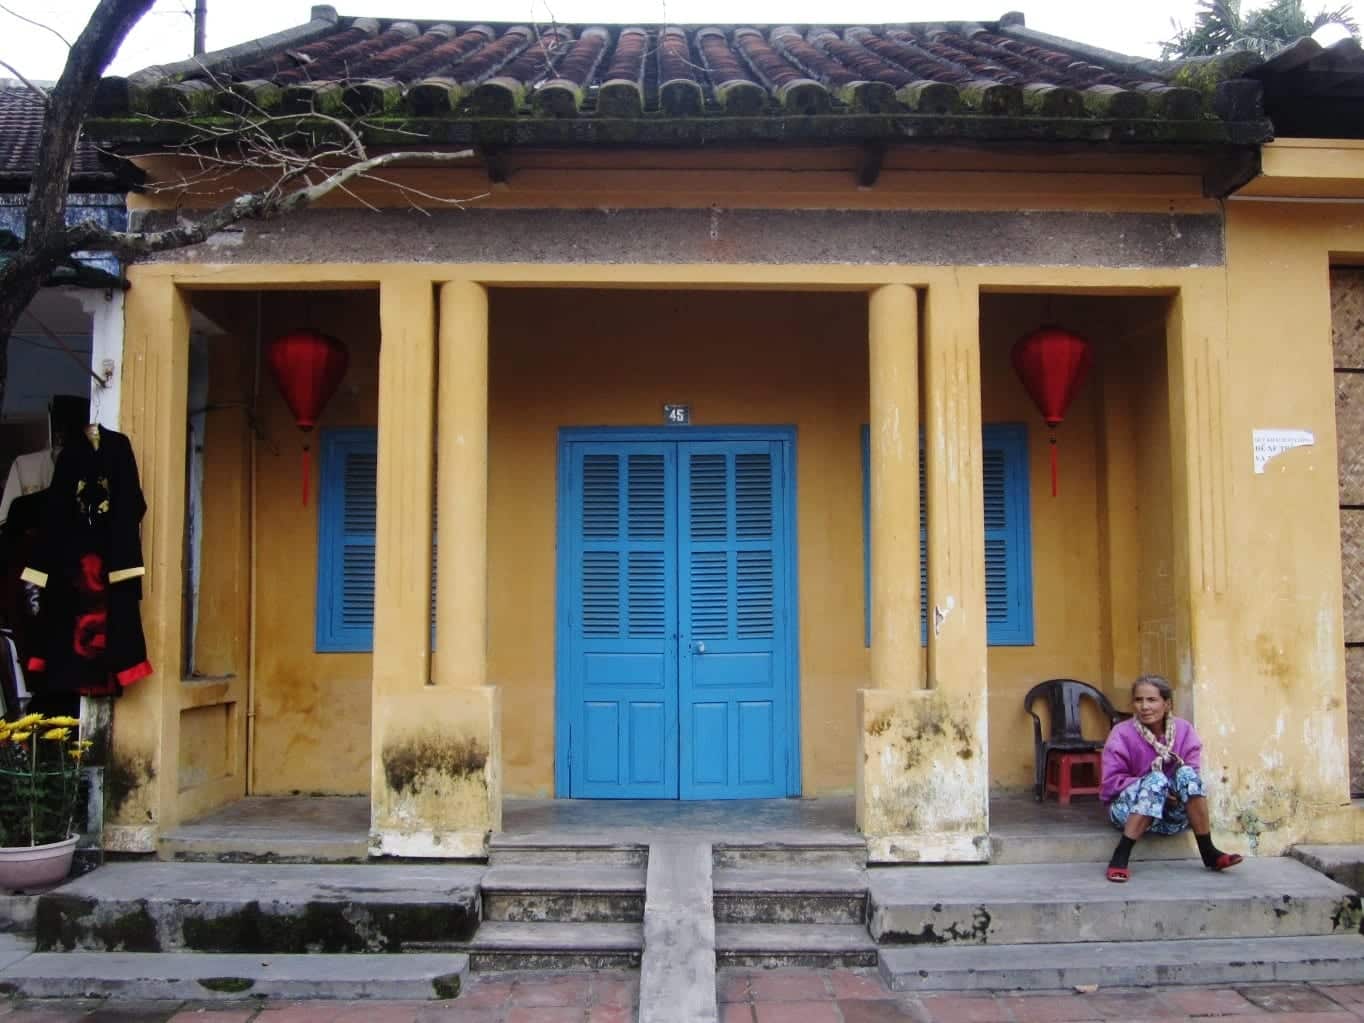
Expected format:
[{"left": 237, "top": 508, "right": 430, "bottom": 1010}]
[{"left": 1134, "top": 714, "right": 1183, "bottom": 772}]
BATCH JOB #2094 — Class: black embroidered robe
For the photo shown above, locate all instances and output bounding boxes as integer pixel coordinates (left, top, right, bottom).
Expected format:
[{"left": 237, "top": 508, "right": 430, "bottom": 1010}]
[{"left": 21, "top": 428, "right": 152, "bottom": 694}]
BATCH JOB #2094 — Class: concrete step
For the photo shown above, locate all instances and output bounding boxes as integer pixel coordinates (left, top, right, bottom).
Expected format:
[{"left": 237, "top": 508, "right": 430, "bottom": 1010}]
[
  {"left": 867, "top": 858, "right": 1362, "bottom": 945},
  {"left": 0, "top": 893, "right": 39, "bottom": 935},
  {"left": 480, "top": 864, "right": 647, "bottom": 923},
  {"left": 713, "top": 838, "right": 866, "bottom": 869},
  {"left": 488, "top": 838, "right": 648, "bottom": 867},
  {"left": 34, "top": 862, "right": 484, "bottom": 954},
  {"left": 879, "top": 934, "right": 1364, "bottom": 991},
  {"left": 0, "top": 932, "right": 32, "bottom": 971},
  {"left": 715, "top": 922, "right": 877, "bottom": 968},
  {"left": 0, "top": 949, "right": 469, "bottom": 1000},
  {"left": 159, "top": 835, "right": 369, "bottom": 863},
  {"left": 712, "top": 866, "right": 867, "bottom": 924},
  {"left": 466, "top": 921, "right": 643, "bottom": 972},
  {"left": 990, "top": 827, "right": 1197, "bottom": 866},
  {"left": 1292, "top": 844, "right": 1364, "bottom": 894}
]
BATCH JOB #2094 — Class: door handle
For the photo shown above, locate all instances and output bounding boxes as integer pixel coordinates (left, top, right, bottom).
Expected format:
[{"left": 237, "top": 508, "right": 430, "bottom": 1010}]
[{"left": 692, "top": 641, "right": 706, "bottom": 654}]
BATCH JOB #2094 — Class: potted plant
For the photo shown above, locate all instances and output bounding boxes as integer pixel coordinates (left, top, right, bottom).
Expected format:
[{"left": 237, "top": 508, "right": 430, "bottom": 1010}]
[{"left": 0, "top": 714, "right": 90, "bottom": 891}]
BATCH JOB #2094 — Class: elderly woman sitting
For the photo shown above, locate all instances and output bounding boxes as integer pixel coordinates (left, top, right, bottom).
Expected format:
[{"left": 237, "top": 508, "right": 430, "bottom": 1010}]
[{"left": 1100, "top": 674, "right": 1243, "bottom": 883}]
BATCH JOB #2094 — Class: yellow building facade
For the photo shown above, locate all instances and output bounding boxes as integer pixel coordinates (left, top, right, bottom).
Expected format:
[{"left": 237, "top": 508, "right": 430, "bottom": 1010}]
[{"left": 85, "top": 15, "right": 1364, "bottom": 861}]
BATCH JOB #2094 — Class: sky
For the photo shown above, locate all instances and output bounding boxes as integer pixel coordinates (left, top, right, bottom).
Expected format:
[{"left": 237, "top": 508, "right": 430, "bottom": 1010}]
[{"left": 0, "top": 0, "right": 1309, "bottom": 83}]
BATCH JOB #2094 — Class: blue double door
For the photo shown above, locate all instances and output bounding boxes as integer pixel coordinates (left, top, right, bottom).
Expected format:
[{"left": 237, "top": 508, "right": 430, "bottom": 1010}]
[{"left": 559, "top": 434, "right": 795, "bottom": 799}]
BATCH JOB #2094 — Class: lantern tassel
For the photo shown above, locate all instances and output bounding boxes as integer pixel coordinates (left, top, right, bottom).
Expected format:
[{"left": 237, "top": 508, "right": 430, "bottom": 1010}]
[
  {"left": 1049, "top": 432, "right": 1058, "bottom": 498},
  {"left": 302, "top": 445, "right": 310, "bottom": 507}
]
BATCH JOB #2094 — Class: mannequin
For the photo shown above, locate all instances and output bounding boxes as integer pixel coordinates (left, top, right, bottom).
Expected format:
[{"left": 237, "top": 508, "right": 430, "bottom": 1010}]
[{"left": 0, "top": 395, "right": 89, "bottom": 525}]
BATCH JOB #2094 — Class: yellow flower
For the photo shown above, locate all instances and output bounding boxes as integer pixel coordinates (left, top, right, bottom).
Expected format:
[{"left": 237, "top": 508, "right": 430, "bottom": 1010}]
[
  {"left": 9, "top": 731, "right": 32, "bottom": 742},
  {"left": 44, "top": 716, "right": 80, "bottom": 728},
  {"left": 41, "top": 727, "right": 72, "bottom": 741},
  {"left": 11, "top": 713, "right": 42, "bottom": 729}
]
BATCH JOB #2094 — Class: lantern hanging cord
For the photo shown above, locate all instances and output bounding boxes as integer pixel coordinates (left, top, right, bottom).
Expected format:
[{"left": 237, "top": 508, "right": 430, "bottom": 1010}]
[{"left": 1048, "top": 428, "right": 1058, "bottom": 498}]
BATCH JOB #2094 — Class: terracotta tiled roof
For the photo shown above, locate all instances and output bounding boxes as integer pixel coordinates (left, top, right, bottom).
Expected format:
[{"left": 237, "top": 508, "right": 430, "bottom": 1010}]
[
  {"left": 1248, "top": 35, "right": 1364, "bottom": 138},
  {"left": 87, "top": 8, "right": 1274, "bottom": 148},
  {"left": 0, "top": 87, "right": 116, "bottom": 188}
]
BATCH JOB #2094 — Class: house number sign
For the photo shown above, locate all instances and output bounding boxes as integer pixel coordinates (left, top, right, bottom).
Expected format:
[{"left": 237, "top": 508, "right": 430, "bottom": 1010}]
[{"left": 664, "top": 404, "right": 691, "bottom": 425}]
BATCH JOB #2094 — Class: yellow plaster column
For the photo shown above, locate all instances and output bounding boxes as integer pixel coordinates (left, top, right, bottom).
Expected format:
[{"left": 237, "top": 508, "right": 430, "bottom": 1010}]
[
  {"left": 430, "top": 280, "right": 500, "bottom": 839},
  {"left": 104, "top": 271, "right": 191, "bottom": 852},
  {"left": 860, "top": 276, "right": 990, "bottom": 863},
  {"left": 857, "top": 284, "right": 926, "bottom": 838},
  {"left": 370, "top": 277, "right": 443, "bottom": 856},
  {"left": 868, "top": 284, "right": 922, "bottom": 689}
]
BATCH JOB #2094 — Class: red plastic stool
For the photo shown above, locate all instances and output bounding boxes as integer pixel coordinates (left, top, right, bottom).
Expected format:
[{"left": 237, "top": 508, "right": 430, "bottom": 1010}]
[{"left": 1044, "top": 750, "right": 1102, "bottom": 804}]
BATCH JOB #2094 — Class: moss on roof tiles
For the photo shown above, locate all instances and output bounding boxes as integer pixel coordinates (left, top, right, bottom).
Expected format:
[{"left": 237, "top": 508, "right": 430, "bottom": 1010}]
[{"left": 84, "top": 14, "right": 1274, "bottom": 148}]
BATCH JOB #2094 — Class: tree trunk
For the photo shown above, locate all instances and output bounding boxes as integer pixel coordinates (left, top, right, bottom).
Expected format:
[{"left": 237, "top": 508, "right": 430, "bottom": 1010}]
[{"left": 0, "top": 0, "right": 155, "bottom": 408}]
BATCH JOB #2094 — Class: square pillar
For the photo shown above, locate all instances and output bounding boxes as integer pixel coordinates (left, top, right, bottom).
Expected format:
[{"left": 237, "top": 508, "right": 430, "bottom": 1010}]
[
  {"left": 860, "top": 279, "right": 990, "bottom": 863},
  {"left": 103, "top": 272, "right": 191, "bottom": 852}
]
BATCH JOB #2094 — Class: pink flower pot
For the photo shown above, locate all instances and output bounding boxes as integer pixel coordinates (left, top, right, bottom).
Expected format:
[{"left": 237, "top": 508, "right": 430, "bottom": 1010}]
[{"left": 0, "top": 835, "right": 78, "bottom": 892}]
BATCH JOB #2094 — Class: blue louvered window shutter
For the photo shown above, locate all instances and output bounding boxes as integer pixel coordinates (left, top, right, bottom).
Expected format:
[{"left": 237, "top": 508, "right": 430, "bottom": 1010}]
[
  {"left": 861, "top": 423, "right": 1033, "bottom": 647},
  {"left": 316, "top": 428, "right": 442, "bottom": 652},
  {"left": 981, "top": 423, "right": 1034, "bottom": 645},
  {"left": 317, "top": 429, "right": 378, "bottom": 651}
]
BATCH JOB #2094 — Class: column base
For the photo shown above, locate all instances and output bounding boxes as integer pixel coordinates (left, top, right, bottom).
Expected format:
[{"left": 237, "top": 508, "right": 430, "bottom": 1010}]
[
  {"left": 856, "top": 688, "right": 990, "bottom": 863},
  {"left": 103, "top": 824, "right": 158, "bottom": 854},
  {"left": 370, "top": 828, "right": 489, "bottom": 859},
  {"left": 867, "top": 832, "right": 990, "bottom": 864},
  {"left": 371, "top": 685, "right": 502, "bottom": 854}
]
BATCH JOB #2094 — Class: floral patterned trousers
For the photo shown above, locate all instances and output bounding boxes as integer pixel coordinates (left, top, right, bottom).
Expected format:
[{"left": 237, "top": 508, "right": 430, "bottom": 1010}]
[{"left": 1108, "top": 764, "right": 1206, "bottom": 835}]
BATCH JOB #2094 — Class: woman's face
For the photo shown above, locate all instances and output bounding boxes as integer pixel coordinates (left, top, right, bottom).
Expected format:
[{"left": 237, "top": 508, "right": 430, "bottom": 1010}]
[{"left": 1132, "top": 683, "right": 1171, "bottom": 728}]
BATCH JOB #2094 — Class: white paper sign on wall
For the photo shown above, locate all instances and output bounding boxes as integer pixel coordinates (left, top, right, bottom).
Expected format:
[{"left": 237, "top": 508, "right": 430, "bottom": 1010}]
[{"left": 1253, "top": 428, "right": 1315, "bottom": 474}]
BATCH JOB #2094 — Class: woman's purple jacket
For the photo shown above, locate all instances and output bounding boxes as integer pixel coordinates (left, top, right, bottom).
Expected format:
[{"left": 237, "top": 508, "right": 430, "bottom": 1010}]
[{"left": 1099, "top": 716, "right": 1203, "bottom": 804}]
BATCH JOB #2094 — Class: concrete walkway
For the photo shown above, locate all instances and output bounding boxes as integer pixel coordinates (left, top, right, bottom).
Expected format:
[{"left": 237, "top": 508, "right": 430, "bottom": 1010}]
[{"left": 4, "top": 970, "right": 1364, "bottom": 1021}]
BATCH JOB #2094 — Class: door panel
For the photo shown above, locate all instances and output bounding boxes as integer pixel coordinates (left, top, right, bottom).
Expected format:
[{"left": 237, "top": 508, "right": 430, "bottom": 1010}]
[
  {"left": 567, "top": 444, "right": 679, "bottom": 798},
  {"left": 679, "top": 442, "right": 787, "bottom": 799},
  {"left": 563, "top": 435, "right": 791, "bottom": 799}
]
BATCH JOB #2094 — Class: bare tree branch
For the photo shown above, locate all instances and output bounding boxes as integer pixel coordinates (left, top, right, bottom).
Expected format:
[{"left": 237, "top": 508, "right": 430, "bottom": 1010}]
[
  {"left": 62, "top": 148, "right": 477, "bottom": 258},
  {"left": 0, "top": 0, "right": 489, "bottom": 411},
  {"left": 0, "top": 60, "right": 48, "bottom": 101},
  {"left": 0, "top": 1, "right": 73, "bottom": 48}
]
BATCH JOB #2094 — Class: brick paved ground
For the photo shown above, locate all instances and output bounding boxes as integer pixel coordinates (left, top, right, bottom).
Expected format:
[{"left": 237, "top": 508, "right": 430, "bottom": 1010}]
[
  {"left": 3, "top": 970, "right": 1364, "bottom": 1021},
  {"left": 718, "top": 970, "right": 1364, "bottom": 1023}
]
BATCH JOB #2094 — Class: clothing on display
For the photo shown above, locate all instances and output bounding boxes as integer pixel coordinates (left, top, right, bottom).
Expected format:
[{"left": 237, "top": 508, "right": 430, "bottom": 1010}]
[
  {"left": 0, "top": 628, "right": 31, "bottom": 717},
  {"left": 0, "top": 394, "right": 91, "bottom": 527},
  {"left": 2, "top": 490, "right": 46, "bottom": 674},
  {"left": 21, "top": 425, "right": 152, "bottom": 696},
  {"left": 0, "top": 448, "right": 56, "bottom": 525}
]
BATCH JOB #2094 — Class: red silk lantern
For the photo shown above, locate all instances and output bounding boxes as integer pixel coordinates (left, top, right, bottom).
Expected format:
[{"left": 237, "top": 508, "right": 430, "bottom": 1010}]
[
  {"left": 1011, "top": 325, "right": 1092, "bottom": 497},
  {"left": 267, "top": 329, "right": 349, "bottom": 505}
]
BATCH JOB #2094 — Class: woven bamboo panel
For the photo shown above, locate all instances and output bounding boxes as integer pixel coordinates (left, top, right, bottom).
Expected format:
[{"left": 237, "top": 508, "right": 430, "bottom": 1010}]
[
  {"left": 1337, "top": 374, "right": 1364, "bottom": 503},
  {"left": 1341, "top": 510, "right": 1364, "bottom": 642},
  {"left": 1346, "top": 647, "right": 1364, "bottom": 796},
  {"left": 1333, "top": 268, "right": 1364, "bottom": 368}
]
